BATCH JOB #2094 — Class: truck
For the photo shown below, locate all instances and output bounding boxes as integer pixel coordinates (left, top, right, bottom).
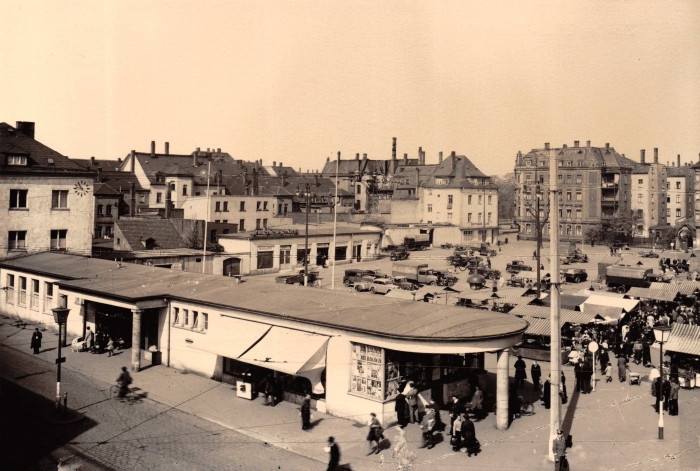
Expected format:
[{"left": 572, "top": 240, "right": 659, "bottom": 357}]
[
  {"left": 392, "top": 261, "right": 441, "bottom": 286},
  {"left": 404, "top": 234, "right": 431, "bottom": 251},
  {"left": 506, "top": 260, "right": 533, "bottom": 273},
  {"left": 605, "top": 266, "right": 653, "bottom": 293}
]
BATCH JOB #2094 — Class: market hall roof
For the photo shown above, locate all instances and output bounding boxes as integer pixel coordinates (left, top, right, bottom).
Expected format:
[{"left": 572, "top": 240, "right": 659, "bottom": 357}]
[{"left": 0, "top": 253, "right": 528, "bottom": 342}]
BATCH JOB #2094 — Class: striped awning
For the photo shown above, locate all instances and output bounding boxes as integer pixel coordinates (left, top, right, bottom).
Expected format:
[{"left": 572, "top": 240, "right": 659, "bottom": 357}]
[
  {"left": 509, "top": 304, "right": 595, "bottom": 325},
  {"left": 647, "top": 282, "right": 681, "bottom": 294},
  {"left": 458, "top": 287, "right": 530, "bottom": 302},
  {"left": 520, "top": 316, "right": 553, "bottom": 336},
  {"left": 626, "top": 287, "right": 678, "bottom": 302},
  {"left": 678, "top": 281, "right": 700, "bottom": 296},
  {"left": 664, "top": 324, "right": 700, "bottom": 356}
]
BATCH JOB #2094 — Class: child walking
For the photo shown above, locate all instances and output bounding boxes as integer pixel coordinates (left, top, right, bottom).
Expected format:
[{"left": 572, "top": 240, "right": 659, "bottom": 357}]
[
  {"left": 106, "top": 337, "right": 115, "bottom": 357},
  {"left": 604, "top": 363, "right": 613, "bottom": 383}
]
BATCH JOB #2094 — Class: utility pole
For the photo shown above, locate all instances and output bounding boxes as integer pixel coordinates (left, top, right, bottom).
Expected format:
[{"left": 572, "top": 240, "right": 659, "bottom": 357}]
[
  {"left": 548, "top": 148, "right": 562, "bottom": 462},
  {"left": 331, "top": 152, "right": 340, "bottom": 290},
  {"left": 524, "top": 167, "right": 549, "bottom": 299}
]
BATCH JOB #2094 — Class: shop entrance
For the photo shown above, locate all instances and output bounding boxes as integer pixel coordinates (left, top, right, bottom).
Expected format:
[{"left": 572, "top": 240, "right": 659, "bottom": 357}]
[
  {"left": 223, "top": 258, "right": 241, "bottom": 276},
  {"left": 352, "top": 244, "right": 362, "bottom": 262},
  {"left": 280, "top": 246, "right": 292, "bottom": 270},
  {"left": 316, "top": 246, "right": 329, "bottom": 266},
  {"left": 92, "top": 302, "right": 133, "bottom": 348}
]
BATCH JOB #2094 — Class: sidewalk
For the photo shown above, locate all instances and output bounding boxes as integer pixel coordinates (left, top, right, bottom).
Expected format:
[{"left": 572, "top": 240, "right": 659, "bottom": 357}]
[{"left": 2, "top": 315, "right": 698, "bottom": 471}]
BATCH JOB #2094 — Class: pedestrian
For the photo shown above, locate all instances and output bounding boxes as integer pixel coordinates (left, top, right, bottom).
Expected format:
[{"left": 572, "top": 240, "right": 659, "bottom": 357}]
[
  {"left": 367, "top": 412, "right": 384, "bottom": 454},
  {"left": 404, "top": 382, "right": 419, "bottom": 424},
  {"left": 116, "top": 366, "right": 132, "bottom": 399},
  {"left": 531, "top": 361, "right": 541, "bottom": 389},
  {"left": 668, "top": 379, "right": 680, "bottom": 416},
  {"left": 448, "top": 396, "right": 464, "bottom": 436},
  {"left": 617, "top": 354, "right": 628, "bottom": 382},
  {"left": 419, "top": 407, "right": 436, "bottom": 449},
  {"left": 30, "top": 328, "right": 42, "bottom": 354},
  {"left": 574, "top": 362, "right": 582, "bottom": 392},
  {"left": 301, "top": 395, "right": 311, "bottom": 430},
  {"left": 469, "top": 385, "right": 484, "bottom": 420},
  {"left": 450, "top": 412, "right": 463, "bottom": 451},
  {"left": 86, "top": 326, "right": 95, "bottom": 353},
  {"left": 461, "top": 413, "right": 479, "bottom": 457},
  {"left": 325, "top": 436, "right": 340, "bottom": 471},
  {"left": 106, "top": 337, "right": 114, "bottom": 357},
  {"left": 599, "top": 347, "right": 609, "bottom": 372},
  {"left": 604, "top": 363, "right": 613, "bottom": 383},
  {"left": 553, "top": 429, "right": 568, "bottom": 471},
  {"left": 395, "top": 391, "right": 408, "bottom": 428},
  {"left": 542, "top": 375, "right": 551, "bottom": 409},
  {"left": 505, "top": 237, "right": 508, "bottom": 244},
  {"left": 662, "top": 379, "right": 671, "bottom": 412},
  {"left": 487, "top": 258, "right": 492, "bottom": 269},
  {"left": 514, "top": 356, "right": 527, "bottom": 388},
  {"left": 533, "top": 250, "right": 537, "bottom": 260}
]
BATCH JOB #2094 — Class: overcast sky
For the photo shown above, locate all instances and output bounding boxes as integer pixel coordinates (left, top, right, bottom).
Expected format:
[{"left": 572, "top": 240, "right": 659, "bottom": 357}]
[{"left": 1, "top": 1, "right": 698, "bottom": 175}]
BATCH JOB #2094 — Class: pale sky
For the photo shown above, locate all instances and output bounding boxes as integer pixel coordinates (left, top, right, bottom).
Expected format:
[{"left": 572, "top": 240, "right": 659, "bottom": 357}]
[{"left": 1, "top": 1, "right": 699, "bottom": 176}]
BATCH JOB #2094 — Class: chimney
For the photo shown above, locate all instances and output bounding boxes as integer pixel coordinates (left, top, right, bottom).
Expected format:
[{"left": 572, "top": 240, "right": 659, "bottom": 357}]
[
  {"left": 260, "top": 159, "right": 263, "bottom": 166},
  {"left": 193, "top": 148, "right": 200, "bottom": 167},
  {"left": 586, "top": 140, "right": 591, "bottom": 147},
  {"left": 326, "top": 157, "right": 330, "bottom": 163},
  {"left": 15, "top": 121, "right": 35, "bottom": 139},
  {"left": 355, "top": 153, "right": 360, "bottom": 160},
  {"left": 544, "top": 143, "right": 550, "bottom": 150},
  {"left": 362, "top": 153, "right": 367, "bottom": 160},
  {"left": 605, "top": 143, "right": 610, "bottom": 150},
  {"left": 217, "top": 169, "right": 223, "bottom": 194},
  {"left": 415, "top": 168, "right": 420, "bottom": 196},
  {"left": 574, "top": 141, "right": 579, "bottom": 148},
  {"left": 280, "top": 162, "right": 283, "bottom": 167},
  {"left": 129, "top": 182, "right": 136, "bottom": 217},
  {"left": 678, "top": 154, "right": 681, "bottom": 168},
  {"left": 164, "top": 185, "right": 172, "bottom": 219},
  {"left": 640, "top": 149, "right": 645, "bottom": 164},
  {"left": 418, "top": 147, "right": 423, "bottom": 166},
  {"left": 151, "top": 141, "right": 156, "bottom": 156},
  {"left": 273, "top": 161, "right": 276, "bottom": 167},
  {"left": 217, "top": 148, "right": 221, "bottom": 155},
  {"left": 403, "top": 153, "right": 408, "bottom": 165},
  {"left": 392, "top": 137, "right": 397, "bottom": 161},
  {"left": 117, "top": 157, "right": 122, "bottom": 165},
  {"left": 314, "top": 174, "right": 320, "bottom": 187},
  {"left": 563, "top": 144, "right": 568, "bottom": 148},
  {"left": 243, "top": 169, "right": 249, "bottom": 195},
  {"left": 654, "top": 148, "right": 658, "bottom": 164},
  {"left": 451, "top": 151, "right": 456, "bottom": 172},
  {"left": 130, "top": 150, "right": 135, "bottom": 173},
  {"left": 97, "top": 167, "right": 102, "bottom": 183},
  {"left": 439, "top": 151, "right": 443, "bottom": 164},
  {"left": 281, "top": 170, "right": 287, "bottom": 187},
  {"left": 90, "top": 156, "right": 96, "bottom": 166},
  {"left": 165, "top": 142, "right": 170, "bottom": 155},
  {"left": 252, "top": 168, "right": 259, "bottom": 196}
]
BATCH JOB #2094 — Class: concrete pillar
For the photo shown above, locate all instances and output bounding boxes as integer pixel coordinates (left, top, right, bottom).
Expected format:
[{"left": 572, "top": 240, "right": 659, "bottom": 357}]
[
  {"left": 131, "top": 308, "right": 143, "bottom": 372},
  {"left": 496, "top": 349, "right": 510, "bottom": 430}
]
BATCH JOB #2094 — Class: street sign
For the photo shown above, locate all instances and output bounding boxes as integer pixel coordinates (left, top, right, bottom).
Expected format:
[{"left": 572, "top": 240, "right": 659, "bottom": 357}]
[
  {"left": 588, "top": 341, "right": 599, "bottom": 353},
  {"left": 55, "top": 357, "right": 66, "bottom": 364}
]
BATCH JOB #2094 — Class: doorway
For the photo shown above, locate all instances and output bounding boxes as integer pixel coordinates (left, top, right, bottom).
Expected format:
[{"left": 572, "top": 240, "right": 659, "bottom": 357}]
[{"left": 223, "top": 258, "right": 241, "bottom": 276}]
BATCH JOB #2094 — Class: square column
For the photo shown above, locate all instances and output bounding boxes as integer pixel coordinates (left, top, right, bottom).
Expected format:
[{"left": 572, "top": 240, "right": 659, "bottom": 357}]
[
  {"left": 496, "top": 349, "right": 510, "bottom": 430},
  {"left": 131, "top": 308, "right": 143, "bottom": 372}
]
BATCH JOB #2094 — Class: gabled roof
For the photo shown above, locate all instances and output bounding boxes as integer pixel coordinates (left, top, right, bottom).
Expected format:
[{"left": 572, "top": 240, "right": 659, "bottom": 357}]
[
  {"left": 97, "top": 171, "right": 145, "bottom": 192},
  {"left": 666, "top": 166, "right": 694, "bottom": 178},
  {"left": 73, "top": 158, "right": 123, "bottom": 172},
  {"left": 520, "top": 145, "right": 636, "bottom": 171},
  {"left": 93, "top": 182, "right": 122, "bottom": 197},
  {"left": 0, "top": 122, "right": 92, "bottom": 174},
  {"left": 115, "top": 219, "right": 188, "bottom": 250},
  {"left": 423, "top": 154, "right": 496, "bottom": 189}
]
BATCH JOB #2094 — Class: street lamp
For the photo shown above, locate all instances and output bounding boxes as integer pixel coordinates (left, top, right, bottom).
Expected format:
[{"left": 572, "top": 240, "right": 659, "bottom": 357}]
[
  {"left": 523, "top": 183, "right": 549, "bottom": 299},
  {"left": 653, "top": 324, "right": 672, "bottom": 439},
  {"left": 52, "top": 307, "right": 70, "bottom": 411},
  {"left": 296, "top": 183, "right": 313, "bottom": 286}
]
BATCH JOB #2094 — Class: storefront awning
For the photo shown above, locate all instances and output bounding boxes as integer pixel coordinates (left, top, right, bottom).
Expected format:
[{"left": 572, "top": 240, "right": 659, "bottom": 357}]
[
  {"left": 190, "top": 316, "right": 271, "bottom": 359},
  {"left": 664, "top": 324, "right": 700, "bottom": 356},
  {"left": 239, "top": 327, "right": 330, "bottom": 393}
]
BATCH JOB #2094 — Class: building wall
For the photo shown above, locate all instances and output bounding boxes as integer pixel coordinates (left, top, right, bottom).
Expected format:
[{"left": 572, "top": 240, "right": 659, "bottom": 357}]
[
  {"left": 667, "top": 174, "right": 693, "bottom": 225},
  {"left": 1, "top": 175, "right": 94, "bottom": 258},
  {"left": 94, "top": 194, "right": 120, "bottom": 239},
  {"left": 183, "top": 195, "right": 280, "bottom": 232},
  {"left": 388, "top": 199, "right": 422, "bottom": 225}
]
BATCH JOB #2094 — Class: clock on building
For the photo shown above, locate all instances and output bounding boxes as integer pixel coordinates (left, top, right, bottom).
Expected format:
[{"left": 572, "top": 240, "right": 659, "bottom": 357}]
[{"left": 73, "top": 180, "right": 91, "bottom": 197}]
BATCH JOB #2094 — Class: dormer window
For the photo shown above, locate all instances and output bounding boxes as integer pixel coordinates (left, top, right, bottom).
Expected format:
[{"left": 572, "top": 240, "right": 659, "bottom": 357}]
[
  {"left": 434, "top": 178, "right": 449, "bottom": 185},
  {"left": 7, "top": 154, "right": 27, "bottom": 166},
  {"left": 525, "top": 160, "right": 531, "bottom": 167}
]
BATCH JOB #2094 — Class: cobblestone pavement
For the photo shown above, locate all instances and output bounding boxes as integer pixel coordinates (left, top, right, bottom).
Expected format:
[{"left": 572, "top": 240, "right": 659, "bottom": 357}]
[{"left": 0, "top": 341, "right": 323, "bottom": 471}]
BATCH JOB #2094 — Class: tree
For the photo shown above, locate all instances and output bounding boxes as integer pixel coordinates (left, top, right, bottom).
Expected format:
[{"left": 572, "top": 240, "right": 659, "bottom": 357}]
[
  {"left": 184, "top": 226, "right": 202, "bottom": 249},
  {"left": 492, "top": 173, "right": 516, "bottom": 222},
  {"left": 585, "top": 211, "right": 642, "bottom": 246}
]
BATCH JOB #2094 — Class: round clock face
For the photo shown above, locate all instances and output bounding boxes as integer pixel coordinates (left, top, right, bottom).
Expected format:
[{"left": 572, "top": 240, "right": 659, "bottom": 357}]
[{"left": 74, "top": 180, "right": 91, "bottom": 196}]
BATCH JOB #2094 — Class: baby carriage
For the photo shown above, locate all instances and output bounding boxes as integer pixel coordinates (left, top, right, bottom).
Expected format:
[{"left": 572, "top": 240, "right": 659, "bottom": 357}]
[
  {"left": 71, "top": 336, "right": 87, "bottom": 352},
  {"left": 628, "top": 372, "right": 641, "bottom": 386}
]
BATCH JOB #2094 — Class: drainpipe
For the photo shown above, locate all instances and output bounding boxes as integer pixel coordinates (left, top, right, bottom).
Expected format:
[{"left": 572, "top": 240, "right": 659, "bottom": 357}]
[{"left": 166, "top": 301, "right": 171, "bottom": 367}]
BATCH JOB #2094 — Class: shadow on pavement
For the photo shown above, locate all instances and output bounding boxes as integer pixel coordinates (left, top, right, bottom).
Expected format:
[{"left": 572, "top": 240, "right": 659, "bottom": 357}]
[{"left": 561, "top": 388, "right": 580, "bottom": 435}]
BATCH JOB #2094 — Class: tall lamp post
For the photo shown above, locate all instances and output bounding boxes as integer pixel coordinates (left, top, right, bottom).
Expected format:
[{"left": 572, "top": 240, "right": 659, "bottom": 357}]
[
  {"left": 296, "top": 183, "right": 313, "bottom": 287},
  {"left": 653, "top": 325, "right": 672, "bottom": 439},
  {"left": 523, "top": 182, "right": 549, "bottom": 298},
  {"left": 52, "top": 307, "right": 70, "bottom": 411}
]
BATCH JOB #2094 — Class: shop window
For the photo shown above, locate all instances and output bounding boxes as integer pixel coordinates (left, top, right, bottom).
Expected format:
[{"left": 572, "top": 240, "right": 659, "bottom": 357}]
[
  {"left": 52, "top": 190, "right": 68, "bottom": 209},
  {"left": 6, "top": 274, "right": 15, "bottom": 304},
  {"left": 257, "top": 251, "right": 273, "bottom": 269},
  {"left": 350, "top": 342, "right": 384, "bottom": 400},
  {"left": 9, "top": 189, "right": 28, "bottom": 209},
  {"left": 334, "top": 245, "right": 347, "bottom": 261},
  {"left": 44, "top": 282, "right": 53, "bottom": 312}
]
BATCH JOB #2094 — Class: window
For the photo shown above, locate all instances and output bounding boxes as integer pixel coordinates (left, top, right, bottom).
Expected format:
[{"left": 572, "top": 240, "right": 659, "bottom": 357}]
[
  {"left": 256, "top": 219, "right": 261, "bottom": 230},
  {"left": 257, "top": 250, "right": 273, "bottom": 269},
  {"left": 525, "top": 223, "right": 532, "bottom": 234},
  {"left": 676, "top": 182, "right": 681, "bottom": 190},
  {"left": 651, "top": 209, "right": 655, "bottom": 220},
  {"left": 223, "top": 229, "right": 230, "bottom": 234},
  {"left": 487, "top": 195, "right": 492, "bottom": 205},
  {"left": 487, "top": 212, "right": 492, "bottom": 223},
  {"left": 192, "top": 311, "right": 199, "bottom": 329},
  {"left": 256, "top": 201, "right": 262, "bottom": 211},
  {"left": 7, "top": 154, "right": 27, "bottom": 166},
  {"left": 667, "top": 196, "right": 670, "bottom": 203},
  {"left": 576, "top": 174, "right": 582, "bottom": 184},
  {"left": 51, "top": 190, "right": 68, "bottom": 209},
  {"left": 356, "top": 185, "right": 362, "bottom": 195},
  {"left": 173, "top": 307, "right": 180, "bottom": 325},
  {"left": 566, "top": 209, "right": 572, "bottom": 219},
  {"left": 239, "top": 219, "right": 245, "bottom": 231},
  {"left": 558, "top": 174, "right": 562, "bottom": 182},
  {"left": 44, "top": 282, "right": 53, "bottom": 312},
  {"left": 676, "top": 209, "right": 682, "bottom": 218},
  {"left": 566, "top": 192, "right": 572, "bottom": 201},
  {"left": 427, "top": 204, "right": 432, "bottom": 213},
  {"left": 478, "top": 213, "right": 482, "bottom": 223},
  {"left": 95, "top": 227, "right": 102, "bottom": 238},
  {"left": 201, "top": 313, "right": 208, "bottom": 331},
  {"left": 666, "top": 208, "right": 670, "bottom": 217},
  {"left": 222, "top": 220, "right": 228, "bottom": 223},
  {"left": 576, "top": 225, "right": 582, "bottom": 236},
  {"left": 215, "top": 201, "right": 221, "bottom": 212},
  {"left": 183, "top": 309, "right": 189, "bottom": 326},
  {"left": 525, "top": 160, "right": 531, "bottom": 167},
  {"left": 478, "top": 195, "right": 482, "bottom": 205},
  {"left": 156, "top": 193, "right": 162, "bottom": 203},
  {"left": 240, "top": 201, "right": 245, "bottom": 211},
  {"left": 447, "top": 212, "right": 453, "bottom": 221},
  {"left": 116, "top": 238, "right": 121, "bottom": 245},
  {"left": 566, "top": 174, "right": 572, "bottom": 182},
  {"left": 263, "top": 218, "right": 268, "bottom": 229},
  {"left": 182, "top": 185, "right": 188, "bottom": 196},
  {"left": 169, "top": 182, "right": 175, "bottom": 191},
  {"left": 18, "top": 276, "right": 27, "bottom": 306},
  {"left": 576, "top": 209, "right": 581, "bottom": 219},
  {"left": 30, "top": 279, "right": 39, "bottom": 310},
  {"left": 651, "top": 194, "right": 655, "bottom": 203},
  {"left": 525, "top": 174, "right": 531, "bottom": 182},
  {"left": 9, "top": 189, "right": 27, "bottom": 209},
  {"left": 8, "top": 231, "right": 27, "bottom": 250},
  {"left": 50, "top": 230, "right": 67, "bottom": 250},
  {"left": 468, "top": 195, "right": 472, "bottom": 205},
  {"left": 106, "top": 205, "right": 112, "bottom": 216},
  {"left": 467, "top": 213, "right": 472, "bottom": 222},
  {"left": 576, "top": 192, "right": 582, "bottom": 201},
  {"left": 6, "top": 274, "right": 15, "bottom": 304},
  {"left": 676, "top": 195, "right": 681, "bottom": 203},
  {"left": 210, "top": 229, "right": 217, "bottom": 243},
  {"left": 638, "top": 194, "right": 643, "bottom": 203},
  {"left": 97, "top": 204, "right": 104, "bottom": 215},
  {"left": 448, "top": 195, "right": 453, "bottom": 205},
  {"left": 139, "top": 193, "right": 146, "bottom": 203},
  {"left": 263, "top": 201, "right": 268, "bottom": 211},
  {"left": 223, "top": 201, "right": 228, "bottom": 212}
]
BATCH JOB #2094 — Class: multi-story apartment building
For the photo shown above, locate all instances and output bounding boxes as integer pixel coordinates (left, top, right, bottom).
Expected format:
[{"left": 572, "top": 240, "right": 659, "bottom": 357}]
[
  {"left": 514, "top": 141, "right": 635, "bottom": 242},
  {"left": 630, "top": 148, "right": 668, "bottom": 237},
  {"left": 1, "top": 122, "right": 95, "bottom": 259},
  {"left": 665, "top": 154, "right": 694, "bottom": 227}
]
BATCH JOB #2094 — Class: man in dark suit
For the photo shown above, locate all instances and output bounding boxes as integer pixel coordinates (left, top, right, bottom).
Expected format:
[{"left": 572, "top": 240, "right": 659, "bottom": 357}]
[
  {"left": 326, "top": 436, "right": 340, "bottom": 470},
  {"left": 30, "top": 328, "right": 42, "bottom": 354}
]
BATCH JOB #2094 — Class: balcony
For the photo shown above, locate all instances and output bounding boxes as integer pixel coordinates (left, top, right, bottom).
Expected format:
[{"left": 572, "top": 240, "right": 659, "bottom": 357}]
[{"left": 601, "top": 182, "right": 619, "bottom": 189}]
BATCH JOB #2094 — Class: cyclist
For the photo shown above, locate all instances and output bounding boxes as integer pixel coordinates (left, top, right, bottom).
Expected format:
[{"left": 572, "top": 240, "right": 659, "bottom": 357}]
[{"left": 116, "top": 366, "right": 132, "bottom": 399}]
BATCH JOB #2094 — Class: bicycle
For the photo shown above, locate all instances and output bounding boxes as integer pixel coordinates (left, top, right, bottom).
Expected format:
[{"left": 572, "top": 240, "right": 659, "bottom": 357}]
[{"left": 110, "top": 383, "right": 138, "bottom": 404}]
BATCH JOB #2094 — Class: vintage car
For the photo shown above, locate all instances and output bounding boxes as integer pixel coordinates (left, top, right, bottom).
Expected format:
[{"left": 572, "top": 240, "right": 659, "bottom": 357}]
[
  {"left": 639, "top": 251, "right": 660, "bottom": 258},
  {"left": 370, "top": 278, "right": 397, "bottom": 294},
  {"left": 392, "top": 276, "right": 419, "bottom": 291},
  {"left": 562, "top": 268, "right": 588, "bottom": 283},
  {"left": 440, "top": 243, "right": 454, "bottom": 249},
  {"left": 354, "top": 275, "right": 377, "bottom": 292},
  {"left": 506, "top": 260, "right": 533, "bottom": 273},
  {"left": 390, "top": 248, "right": 410, "bottom": 261},
  {"left": 343, "top": 269, "right": 366, "bottom": 286},
  {"left": 275, "top": 271, "right": 318, "bottom": 285}
]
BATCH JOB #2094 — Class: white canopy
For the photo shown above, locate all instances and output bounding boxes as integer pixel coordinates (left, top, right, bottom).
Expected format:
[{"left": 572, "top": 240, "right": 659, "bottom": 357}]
[{"left": 579, "top": 295, "right": 638, "bottom": 313}]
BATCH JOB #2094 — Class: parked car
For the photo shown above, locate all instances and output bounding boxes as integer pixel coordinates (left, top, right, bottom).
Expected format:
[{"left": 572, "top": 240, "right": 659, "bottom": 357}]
[
  {"left": 392, "top": 276, "right": 419, "bottom": 291},
  {"left": 506, "top": 260, "right": 533, "bottom": 273},
  {"left": 390, "top": 248, "right": 410, "bottom": 261},
  {"left": 562, "top": 268, "right": 588, "bottom": 283},
  {"left": 275, "top": 271, "right": 318, "bottom": 285},
  {"left": 440, "top": 243, "right": 454, "bottom": 249},
  {"left": 370, "top": 278, "right": 396, "bottom": 294},
  {"left": 354, "top": 275, "right": 376, "bottom": 292},
  {"left": 639, "top": 251, "right": 660, "bottom": 258},
  {"left": 343, "top": 269, "right": 366, "bottom": 286}
]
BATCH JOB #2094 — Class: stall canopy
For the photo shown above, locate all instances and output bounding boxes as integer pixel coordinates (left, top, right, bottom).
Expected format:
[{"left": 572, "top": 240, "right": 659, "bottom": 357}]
[
  {"left": 579, "top": 295, "right": 638, "bottom": 314},
  {"left": 509, "top": 304, "right": 595, "bottom": 325},
  {"left": 625, "top": 287, "right": 678, "bottom": 302},
  {"left": 582, "top": 304, "right": 627, "bottom": 321},
  {"left": 189, "top": 316, "right": 271, "bottom": 359},
  {"left": 239, "top": 327, "right": 330, "bottom": 394},
  {"left": 519, "top": 316, "right": 552, "bottom": 336},
  {"left": 664, "top": 324, "right": 700, "bottom": 356}
]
